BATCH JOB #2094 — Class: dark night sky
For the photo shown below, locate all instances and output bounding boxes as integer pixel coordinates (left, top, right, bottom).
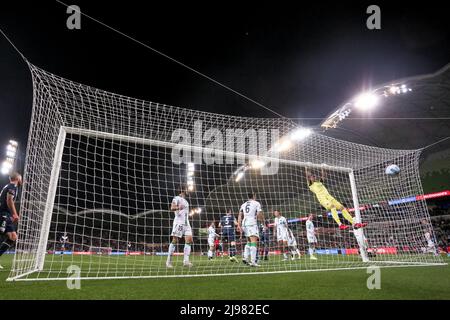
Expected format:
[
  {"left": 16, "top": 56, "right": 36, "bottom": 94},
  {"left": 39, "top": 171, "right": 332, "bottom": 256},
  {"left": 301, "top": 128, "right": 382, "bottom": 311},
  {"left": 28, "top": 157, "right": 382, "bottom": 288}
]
[{"left": 0, "top": 1, "right": 449, "bottom": 171}]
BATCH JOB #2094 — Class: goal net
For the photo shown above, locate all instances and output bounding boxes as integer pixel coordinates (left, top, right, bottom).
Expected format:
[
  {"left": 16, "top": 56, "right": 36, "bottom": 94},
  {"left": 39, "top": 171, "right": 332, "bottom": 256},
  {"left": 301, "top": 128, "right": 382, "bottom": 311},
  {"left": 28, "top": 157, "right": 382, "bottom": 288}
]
[{"left": 8, "top": 63, "right": 445, "bottom": 281}]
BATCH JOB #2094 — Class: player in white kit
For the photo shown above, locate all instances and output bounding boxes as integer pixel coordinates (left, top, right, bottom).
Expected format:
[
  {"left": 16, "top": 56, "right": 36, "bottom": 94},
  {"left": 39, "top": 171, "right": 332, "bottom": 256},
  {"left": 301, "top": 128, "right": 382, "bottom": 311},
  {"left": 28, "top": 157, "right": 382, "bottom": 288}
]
[
  {"left": 238, "top": 193, "right": 265, "bottom": 267},
  {"left": 306, "top": 214, "right": 318, "bottom": 260},
  {"left": 422, "top": 219, "right": 439, "bottom": 256},
  {"left": 287, "top": 228, "right": 302, "bottom": 260},
  {"left": 207, "top": 222, "right": 219, "bottom": 260},
  {"left": 166, "top": 187, "right": 194, "bottom": 268},
  {"left": 273, "top": 210, "right": 291, "bottom": 261}
]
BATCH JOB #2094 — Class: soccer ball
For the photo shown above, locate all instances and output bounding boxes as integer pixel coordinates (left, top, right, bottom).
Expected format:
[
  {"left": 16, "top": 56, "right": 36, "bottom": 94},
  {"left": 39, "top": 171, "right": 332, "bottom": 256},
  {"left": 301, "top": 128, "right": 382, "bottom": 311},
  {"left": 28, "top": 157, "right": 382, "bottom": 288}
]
[{"left": 385, "top": 164, "right": 400, "bottom": 175}]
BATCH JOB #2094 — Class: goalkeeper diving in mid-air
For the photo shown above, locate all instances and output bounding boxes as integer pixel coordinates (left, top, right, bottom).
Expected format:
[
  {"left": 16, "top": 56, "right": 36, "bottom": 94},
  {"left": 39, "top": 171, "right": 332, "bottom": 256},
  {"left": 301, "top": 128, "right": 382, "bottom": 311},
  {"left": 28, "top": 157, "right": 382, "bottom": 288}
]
[{"left": 305, "top": 167, "right": 367, "bottom": 230}]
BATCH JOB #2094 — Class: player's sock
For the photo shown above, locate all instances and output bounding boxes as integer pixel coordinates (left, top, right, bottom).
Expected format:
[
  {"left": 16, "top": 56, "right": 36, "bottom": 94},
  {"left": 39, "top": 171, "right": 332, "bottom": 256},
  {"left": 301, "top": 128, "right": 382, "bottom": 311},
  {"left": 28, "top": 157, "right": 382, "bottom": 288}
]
[
  {"left": 330, "top": 208, "right": 342, "bottom": 226},
  {"left": 0, "top": 239, "right": 13, "bottom": 257},
  {"left": 183, "top": 243, "right": 192, "bottom": 264},
  {"left": 208, "top": 250, "right": 213, "bottom": 258},
  {"left": 249, "top": 243, "right": 257, "bottom": 264},
  {"left": 296, "top": 249, "right": 301, "bottom": 257},
  {"left": 166, "top": 242, "right": 176, "bottom": 264},
  {"left": 229, "top": 244, "right": 236, "bottom": 257},
  {"left": 243, "top": 244, "right": 250, "bottom": 261},
  {"left": 341, "top": 209, "right": 354, "bottom": 225},
  {"left": 308, "top": 247, "right": 314, "bottom": 255}
]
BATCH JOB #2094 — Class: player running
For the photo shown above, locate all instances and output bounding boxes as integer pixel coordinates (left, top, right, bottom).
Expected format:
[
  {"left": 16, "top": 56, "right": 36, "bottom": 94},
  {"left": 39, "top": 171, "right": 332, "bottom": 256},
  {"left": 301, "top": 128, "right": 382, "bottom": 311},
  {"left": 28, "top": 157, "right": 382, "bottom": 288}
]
[
  {"left": 305, "top": 214, "right": 318, "bottom": 260},
  {"left": 238, "top": 193, "right": 265, "bottom": 267},
  {"left": 218, "top": 209, "right": 239, "bottom": 262},
  {"left": 305, "top": 167, "right": 367, "bottom": 230},
  {"left": 0, "top": 172, "right": 22, "bottom": 269},
  {"left": 273, "top": 210, "right": 291, "bottom": 261},
  {"left": 287, "top": 228, "right": 302, "bottom": 260},
  {"left": 166, "top": 187, "right": 193, "bottom": 268},
  {"left": 207, "top": 222, "right": 219, "bottom": 260}
]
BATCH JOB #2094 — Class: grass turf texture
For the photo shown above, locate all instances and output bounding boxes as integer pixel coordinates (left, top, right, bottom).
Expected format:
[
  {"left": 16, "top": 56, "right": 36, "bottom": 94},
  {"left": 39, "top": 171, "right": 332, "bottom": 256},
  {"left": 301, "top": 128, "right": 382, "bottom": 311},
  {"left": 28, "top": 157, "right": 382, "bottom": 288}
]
[{"left": 0, "top": 254, "right": 448, "bottom": 299}]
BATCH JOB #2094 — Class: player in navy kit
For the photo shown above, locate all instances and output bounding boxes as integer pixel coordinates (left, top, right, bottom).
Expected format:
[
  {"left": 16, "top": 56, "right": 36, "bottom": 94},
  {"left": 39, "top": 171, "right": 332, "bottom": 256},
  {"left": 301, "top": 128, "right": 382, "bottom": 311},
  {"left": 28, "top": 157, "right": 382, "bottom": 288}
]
[
  {"left": 258, "top": 220, "right": 270, "bottom": 261},
  {"left": 219, "top": 209, "right": 239, "bottom": 262},
  {"left": 0, "top": 172, "right": 22, "bottom": 269}
]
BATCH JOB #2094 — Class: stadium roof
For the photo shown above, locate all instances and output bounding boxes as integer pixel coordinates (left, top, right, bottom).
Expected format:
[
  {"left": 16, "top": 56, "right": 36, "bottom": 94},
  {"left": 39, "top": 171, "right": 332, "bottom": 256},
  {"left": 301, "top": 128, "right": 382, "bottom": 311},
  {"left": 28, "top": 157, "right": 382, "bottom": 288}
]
[{"left": 320, "top": 63, "right": 450, "bottom": 151}]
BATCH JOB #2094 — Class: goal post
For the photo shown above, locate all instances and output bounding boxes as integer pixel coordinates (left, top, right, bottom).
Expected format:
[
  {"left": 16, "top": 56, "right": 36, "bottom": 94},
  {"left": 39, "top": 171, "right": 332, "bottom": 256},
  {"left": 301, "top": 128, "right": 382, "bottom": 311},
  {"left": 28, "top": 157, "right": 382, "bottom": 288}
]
[
  {"left": 35, "top": 126, "right": 66, "bottom": 271},
  {"left": 8, "top": 63, "right": 445, "bottom": 281}
]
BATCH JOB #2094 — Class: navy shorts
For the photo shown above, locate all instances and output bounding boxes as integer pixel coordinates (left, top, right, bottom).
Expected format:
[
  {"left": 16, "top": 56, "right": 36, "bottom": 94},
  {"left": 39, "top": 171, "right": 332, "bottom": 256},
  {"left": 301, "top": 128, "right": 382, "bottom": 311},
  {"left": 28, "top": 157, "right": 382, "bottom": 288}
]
[
  {"left": 0, "top": 213, "right": 16, "bottom": 234},
  {"left": 222, "top": 229, "right": 236, "bottom": 242},
  {"left": 259, "top": 232, "right": 269, "bottom": 245}
]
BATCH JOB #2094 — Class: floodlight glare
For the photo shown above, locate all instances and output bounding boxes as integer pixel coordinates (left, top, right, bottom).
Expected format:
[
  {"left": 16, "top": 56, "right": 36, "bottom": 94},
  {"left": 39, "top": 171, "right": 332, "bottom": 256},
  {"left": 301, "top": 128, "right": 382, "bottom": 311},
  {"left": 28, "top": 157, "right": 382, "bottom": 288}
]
[
  {"left": 290, "top": 128, "right": 312, "bottom": 141},
  {"left": 354, "top": 92, "right": 379, "bottom": 110},
  {"left": 8, "top": 140, "right": 18, "bottom": 147},
  {"left": 6, "top": 145, "right": 16, "bottom": 153},
  {"left": 6, "top": 151, "right": 15, "bottom": 158},
  {"left": 235, "top": 171, "right": 245, "bottom": 182},
  {"left": 2, "top": 161, "right": 12, "bottom": 170},
  {"left": 1, "top": 167, "right": 9, "bottom": 175},
  {"left": 389, "top": 86, "right": 400, "bottom": 95}
]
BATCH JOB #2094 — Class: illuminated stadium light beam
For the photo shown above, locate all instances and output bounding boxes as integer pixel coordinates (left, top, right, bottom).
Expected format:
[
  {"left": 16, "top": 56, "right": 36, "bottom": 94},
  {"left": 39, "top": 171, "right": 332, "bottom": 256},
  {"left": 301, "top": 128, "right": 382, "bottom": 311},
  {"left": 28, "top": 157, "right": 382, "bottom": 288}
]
[
  {"left": 354, "top": 92, "right": 379, "bottom": 110},
  {"left": 1, "top": 139, "right": 18, "bottom": 175},
  {"left": 235, "top": 171, "right": 245, "bottom": 182},
  {"left": 0, "top": 167, "right": 9, "bottom": 175},
  {"left": 8, "top": 140, "right": 18, "bottom": 147},
  {"left": 186, "top": 162, "right": 195, "bottom": 190},
  {"left": 273, "top": 139, "right": 292, "bottom": 152}
]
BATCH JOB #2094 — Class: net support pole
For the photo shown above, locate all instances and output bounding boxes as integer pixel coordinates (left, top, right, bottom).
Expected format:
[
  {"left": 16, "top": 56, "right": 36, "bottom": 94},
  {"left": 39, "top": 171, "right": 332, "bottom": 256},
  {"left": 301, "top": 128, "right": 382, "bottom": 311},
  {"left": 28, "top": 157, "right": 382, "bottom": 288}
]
[
  {"left": 35, "top": 127, "right": 67, "bottom": 271},
  {"left": 348, "top": 170, "right": 369, "bottom": 262}
]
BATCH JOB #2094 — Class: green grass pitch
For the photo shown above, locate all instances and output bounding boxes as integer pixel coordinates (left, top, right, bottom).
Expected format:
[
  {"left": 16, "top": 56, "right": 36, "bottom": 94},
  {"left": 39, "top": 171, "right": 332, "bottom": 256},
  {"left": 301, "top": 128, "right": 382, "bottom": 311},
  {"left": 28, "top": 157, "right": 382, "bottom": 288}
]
[{"left": 0, "top": 254, "right": 449, "bottom": 299}]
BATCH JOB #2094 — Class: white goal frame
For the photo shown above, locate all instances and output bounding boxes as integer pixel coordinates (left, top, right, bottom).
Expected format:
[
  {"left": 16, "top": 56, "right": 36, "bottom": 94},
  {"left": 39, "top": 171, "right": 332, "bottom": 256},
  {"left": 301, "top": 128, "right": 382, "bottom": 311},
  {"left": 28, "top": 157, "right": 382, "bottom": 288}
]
[{"left": 12, "top": 126, "right": 369, "bottom": 281}]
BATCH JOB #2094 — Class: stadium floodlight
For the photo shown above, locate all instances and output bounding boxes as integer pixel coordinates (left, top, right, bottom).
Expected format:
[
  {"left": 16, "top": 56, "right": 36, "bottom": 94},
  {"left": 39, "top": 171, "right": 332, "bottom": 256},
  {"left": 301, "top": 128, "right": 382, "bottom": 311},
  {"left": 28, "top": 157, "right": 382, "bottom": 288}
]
[
  {"left": 6, "top": 145, "right": 16, "bottom": 153},
  {"left": 1, "top": 160, "right": 12, "bottom": 175},
  {"left": 9, "top": 63, "right": 444, "bottom": 282},
  {"left": 354, "top": 92, "right": 379, "bottom": 110},
  {"left": 389, "top": 85, "right": 400, "bottom": 95},
  {"left": 9, "top": 140, "right": 18, "bottom": 147},
  {"left": 290, "top": 127, "right": 312, "bottom": 141},
  {"left": 6, "top": 150, "right": 15, "bottom": 158},
  {"left": 0, "top": 166, "right": 9, "bottom": 175},
  {"left": 189, "top": 207, "right": 202, "bottom": 217},
  {"left": 273, "top": 139, "right": 292, "bottom": 152}
]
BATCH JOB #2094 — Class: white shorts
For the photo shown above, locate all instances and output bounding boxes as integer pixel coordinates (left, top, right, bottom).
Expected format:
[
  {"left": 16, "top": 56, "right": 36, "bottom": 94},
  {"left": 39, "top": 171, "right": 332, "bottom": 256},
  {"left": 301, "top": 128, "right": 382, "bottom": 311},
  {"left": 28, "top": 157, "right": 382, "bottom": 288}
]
[
  {"left": 171, "top": 223, "right": 192, "bottom": 238},
  {"left": 277, "top": 230, "right": 289, "bottom": 242},
  {"left": 307, "top": 235, "right": 317, "bottom": 243},
  {"left": 243, "top": 225, "right": 259, "bottom": 238},
  {"left": 208, "top": 238, "right": 215, "bottom": 247}
]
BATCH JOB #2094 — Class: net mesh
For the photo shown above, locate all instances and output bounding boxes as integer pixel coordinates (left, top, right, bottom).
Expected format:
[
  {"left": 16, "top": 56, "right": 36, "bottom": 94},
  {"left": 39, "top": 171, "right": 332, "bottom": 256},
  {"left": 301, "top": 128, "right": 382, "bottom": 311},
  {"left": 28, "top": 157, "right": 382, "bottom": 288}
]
[{"left": 8, "top": 63, "right": 444, "bottom": 281}]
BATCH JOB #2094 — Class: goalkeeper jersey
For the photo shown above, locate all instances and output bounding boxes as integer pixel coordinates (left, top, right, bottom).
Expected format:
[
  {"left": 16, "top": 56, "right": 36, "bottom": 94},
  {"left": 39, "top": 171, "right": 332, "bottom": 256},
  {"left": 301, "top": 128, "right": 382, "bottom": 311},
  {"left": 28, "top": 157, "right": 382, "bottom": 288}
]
[{"left": 308, "top": 181, "right": 332, "bottom": 199}]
